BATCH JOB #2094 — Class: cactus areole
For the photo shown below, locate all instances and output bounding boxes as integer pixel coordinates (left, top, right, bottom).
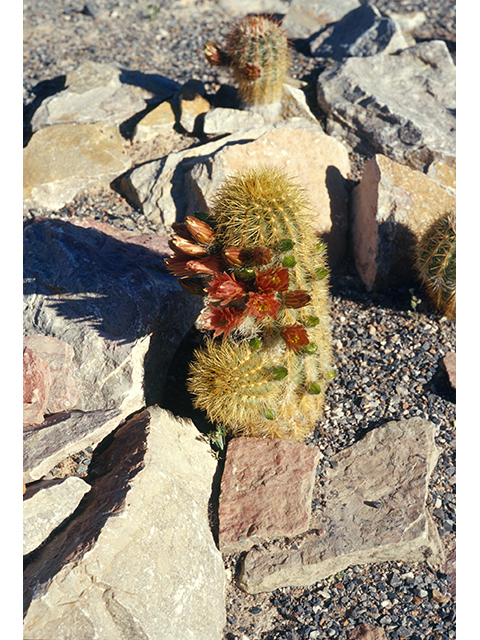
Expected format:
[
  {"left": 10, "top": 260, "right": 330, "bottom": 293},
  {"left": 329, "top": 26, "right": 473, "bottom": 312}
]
[{"left": 165, "top": 166, "right": 334, "bottom": 441}]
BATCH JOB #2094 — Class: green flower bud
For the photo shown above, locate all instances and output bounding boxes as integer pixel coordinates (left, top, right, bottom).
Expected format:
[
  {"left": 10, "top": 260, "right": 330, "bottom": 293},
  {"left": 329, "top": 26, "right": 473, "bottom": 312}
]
[
  {"left": 308, "top": 382, "right": 322, "bottom": 395},
  {"left": 271, "top": 366, "right": 288, "bottom": 380},
  {"left": 315, "top": 267, "right": 329, "bottom": 280},
  {"left": 304, "top": 315, "right": 320, "bottom": 327},
  {"left": 302, "top": 342, "right": 318, "bottom": 355},
  {"left": 249, "top": 337, "right": 262, "bottom": 350},
  {"left": 282, "top": 255, "right": 296, "bottom": 268},
  {"left": 264, "top": 408, "right": 276, "bottom": 420},
  {"left": 278, "top": 238, "right": 295, "bottom": 252}
]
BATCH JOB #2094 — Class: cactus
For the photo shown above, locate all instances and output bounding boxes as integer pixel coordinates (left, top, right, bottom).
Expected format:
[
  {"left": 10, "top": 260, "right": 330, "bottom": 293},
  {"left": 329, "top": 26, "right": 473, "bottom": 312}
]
[
  {"left": 165, "top": 166, "right": 334, "bottom": 442},
  {"left": 205, "top": 15, "right": 290, "bottom": 108},
  {"left": 414, "top": 210, "right": 456, "bottom": 320}
]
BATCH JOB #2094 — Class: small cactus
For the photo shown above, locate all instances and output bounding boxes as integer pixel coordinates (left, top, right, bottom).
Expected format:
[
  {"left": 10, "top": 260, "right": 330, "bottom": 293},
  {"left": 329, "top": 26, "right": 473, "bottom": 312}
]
[
  {"left": 415, "top": 210, "right": 456, "bottom": 320},
  {"left": 165, "top": 166, "right": 334, "bottom": 442},
  {"left": 205, "top": 15, "right": 290, "bottom": 108}
]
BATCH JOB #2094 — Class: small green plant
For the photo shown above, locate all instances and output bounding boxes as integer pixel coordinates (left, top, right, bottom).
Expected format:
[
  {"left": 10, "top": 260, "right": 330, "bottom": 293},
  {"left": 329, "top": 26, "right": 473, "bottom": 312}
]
[
  {"left": 414, "top": 211, "right": 456, "bottom": 320},
  {"left": 205, "top": 15, "right": 290, "bottom": 108},
  {"left": 208, "top": 424, "right": 227, "bottom": 458},
  {"left": 145, "top": 4, "right": 160, "bottom": 20},
  {"left": 165, "top": 166, "right": 334, "bottom": 442},
  {"left": 407, "top": 288, "right": 422, "bottom": 318}
]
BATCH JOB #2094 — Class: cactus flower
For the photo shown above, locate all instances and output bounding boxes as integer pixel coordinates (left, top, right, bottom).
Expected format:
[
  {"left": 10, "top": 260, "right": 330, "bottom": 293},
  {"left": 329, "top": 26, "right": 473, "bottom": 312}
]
[
  {"left": 284, "top": 290, "right": 312, "bottom": 309},
  {"left": 255, "top": 266, "right": 289, "bottom": 293},
  {"left": 246, "top": 291, "right": 281, "bottom": 321},
  {"left": 203, "top": 305, "right": 246, "bottom": 337},
  {"left": 178, "top": 278, "right": 206, "bottom": 296},
  {"left": 250, "top": 246, "right": 273, "bottom": 265},
  {"left": 165, "top": 255, "right": 223, "bottom": 277},
  {"left": 222, "top": 246, "right": 249, "bottom": 266},
  {"left": 281, "top": 324, "right": 310, "bottom": 351},
  {"left": 185, "top": 216, "right": 215, "bottom": 245},
  {"left": 168, "top": 236, "right": 209, "bottom": 257},
  {"left": 205, "top": 272, "right": 247, "bottom": 305}
]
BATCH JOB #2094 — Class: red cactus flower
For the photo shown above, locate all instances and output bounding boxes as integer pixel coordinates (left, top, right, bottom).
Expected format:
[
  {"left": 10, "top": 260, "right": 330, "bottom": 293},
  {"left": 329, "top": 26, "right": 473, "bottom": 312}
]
[
  {"left": 222, "top": 246, "right": 249, "bottom": 267},
  {"left": 246, "top": 292, "right": 281, "bottom": 321},
  {"left": 255, "top": 267, "right": 290, "bottom": 293},
  {"left": 250, "top": 246, "right": 273, "bottom": 266},
  {"left": 205, "top": 272, "right": 247, "bottom": 305},
  {"left": 281, "top": 324, "right": 310, "bottom": 351},
  {"left": 168, "top": 236, "right": 209, "bottom": 257},
  {"left": 284, "top": 290, "right": 312, "bottom": 309},
  {"left": 165, "top": 255, "right": 223, "bottom": 277},
  {"left": 185, "top": 216, "right": 215, "bottom": 245},
  {"left": 203, "top": 305, "right": 246, "bottom": 337}
]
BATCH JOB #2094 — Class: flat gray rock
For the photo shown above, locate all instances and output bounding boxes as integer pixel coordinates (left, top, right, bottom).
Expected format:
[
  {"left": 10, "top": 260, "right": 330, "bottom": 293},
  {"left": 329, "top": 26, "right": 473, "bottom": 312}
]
[
  {"left": 281, "top": 0, "right": 361, "bottom": 40},
  {"left": 23, "top": 407, "right": 226, "bottom": 640},
  {"left": 23, "top": 477, "right": 91, "bottom": 555},
  {"left": 316, "top": 40, "right": 456, "bottom": 170},
  {"left": 237, "top": 418, "right": 444, "bottom": 593},
  {"left": 23, "top": 217, "right": 203, "bottom": 418}
]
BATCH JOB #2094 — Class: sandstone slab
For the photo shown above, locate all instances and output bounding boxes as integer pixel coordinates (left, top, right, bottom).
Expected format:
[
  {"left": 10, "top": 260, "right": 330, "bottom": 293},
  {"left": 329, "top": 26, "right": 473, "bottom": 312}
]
[
  {"left": 203, "top": 106, "right": 266, "bottom": 135},
  {"left": 132, "top": 100, "right": 176, "bottom": 142},
  {"left": 317, "top": 40, "right": 456, "bottom": 170},
  {"left": 237, "top": 418, "right": 444, "bottom": 594},
  {"left": 281, "top": 0, "right": 361, "bottom": 40},
  {"left": 442, "top": 351, "right": 456, "bottom": 390},
  {"left": 309, "top": 3, "right": 408, "bottom": 59},
  {"left": 218, "top": 438, "right": 320, "bottom": 552},
  {"left": 30, "top": 61, "right": 179, "bottom": 132},
  {"left": 23, "top": 335, "right": 80, "bottom": 416},
  {"left": 23, "top": 345, "right": 52, "bottom": 426},
  {"left": 23, "top": 217, "right": 203, "bottom": 416},
  {"left": 23, "top": 477, "right": 91, "bottom": 555},
  {"left": 23, "top": 123, "right": 132, "bottom": 211},
  {"left": 23, "top": 406, "right": 226, "bottom": 640},
  {"left": 351, "top": 154, "right": 456, "bottom": 290},
  {"left": 23, "top": 408, "right": 122, "bottom": 483},
  {"left": 178, "top": 81, "right": 211, "bottom": 133}
]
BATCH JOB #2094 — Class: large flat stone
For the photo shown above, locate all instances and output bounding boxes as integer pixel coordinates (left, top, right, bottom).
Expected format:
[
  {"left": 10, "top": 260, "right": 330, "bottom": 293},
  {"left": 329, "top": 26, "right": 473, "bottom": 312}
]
[
  {"left": 351, "top": 154, "right": 456, "bottom": 290},
  {"left": 316, "top": 40, "right": 456, "bottom": 170},
  {"left": 281, "top": 0, "right": 361, "bottom": 40},
  {"left": 237, "top": 418, "right": 444, "bottom": 593},
  {"left": 23, "top": 407, "right": 225, "bottom": 640},
  {"left": 23, "top": 123, "right": 132, "bottom": 211},
  {"left": 218, "top": 438, "right": 320, "bottom": 552},
  {"left": 23, "top": 217, "right": 203, "bottom": 417}
]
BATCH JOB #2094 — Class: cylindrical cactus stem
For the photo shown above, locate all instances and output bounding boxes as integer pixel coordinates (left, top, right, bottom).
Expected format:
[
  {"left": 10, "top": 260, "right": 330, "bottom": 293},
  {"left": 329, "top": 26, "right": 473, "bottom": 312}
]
[
  {"left": 206, "top": 15, "right": 290, "bottom": 108},
  {"left": 415, "top": 210, "right": 456, "bottom": 320},
  {"left": 174, "top": 166, "right": 334, "bottom": 442}
]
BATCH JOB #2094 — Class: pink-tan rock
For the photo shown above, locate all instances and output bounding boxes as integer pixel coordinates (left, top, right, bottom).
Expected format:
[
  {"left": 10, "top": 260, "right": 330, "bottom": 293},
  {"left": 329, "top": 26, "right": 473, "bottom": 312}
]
[
  {"left": 442, "top": 351, "right": 456, "bottom": 390},
  {"left": 351, "top": 154, "right": 456, "bottom": 290},
  {"left": 23, "top": 345, "right": 52, "bottom": 427},
  {"left": 218, "top": 437, "right": 320, "bottom": 553}
]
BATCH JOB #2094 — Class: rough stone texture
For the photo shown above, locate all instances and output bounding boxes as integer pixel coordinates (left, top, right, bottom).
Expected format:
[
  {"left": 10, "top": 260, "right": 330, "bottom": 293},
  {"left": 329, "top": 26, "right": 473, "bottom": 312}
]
[
  {"left": 309, "top": 3, "right": 409, "bottom": 59},
  {"left": 281, "top": 0, "right": 361, "bottom": 39},
  {"left": 351, "top": 154, "right": 456, "bottom": 290},
  {"left": 23, "top": 123, "right": 132, "bottom": 211},
  {"left": 30, "top": 61, "right": 179, "bottom": 132},
  {"left": 132, "top": 100, "right": 176, "bottom": 143},
  {"left": 23, "top": 335, "right": 80, "bottom": 416},
  {"left": 23, "top": 477, "right": 91, "bottom": 555},
  {"left": 23, "top": 217, "right": 203, "bottom": 416},
  {"left": 23, "top": 345, "right": 52, "bottom": 426},
  {"left": 348, "top": 624, "right": 388, "bottom": 640},
  {"left": 218, "top": 438, "right": 320, "bottom": 553},
  {"left": 23, "top": 406, "right": 226, "bottom": 640},
  {"left": 443, "top": 546, "right": 456, "bottom": 599},
  {"left": 23, "top": 408, "right": 122, "bottom": 483},
  {"left": 178, "top": 83, "right": 211, "bottom": 133},
  {"left": 203, "top": 107, "right": 266, "bottom": 135},
  {"left": 316, "top": 41, "right": 456, "bottom": 170},
  {"left": 186, "top": 126, "right": 350, "bottom": 268},
  {"left": 218, "top": 0, "right": 289, "bottom": 17},
  {"left": 427, "top": 158, "right": 456, "bottom": 196},
  {"left": 120, "top": 118, "right": 325, "bottom": 231},
  {"left": 237, "top": 418, "right": 444, "bottom": 594},
  {"left": 442, "top": 351, "right": 456, "bottom": 390}
]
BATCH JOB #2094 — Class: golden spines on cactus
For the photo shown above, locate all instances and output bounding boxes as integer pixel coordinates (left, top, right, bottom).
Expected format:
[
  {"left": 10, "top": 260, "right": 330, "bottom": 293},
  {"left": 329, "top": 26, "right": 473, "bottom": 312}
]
[{"left": 415, "top": 210, "right": 456, "bottom": 320}]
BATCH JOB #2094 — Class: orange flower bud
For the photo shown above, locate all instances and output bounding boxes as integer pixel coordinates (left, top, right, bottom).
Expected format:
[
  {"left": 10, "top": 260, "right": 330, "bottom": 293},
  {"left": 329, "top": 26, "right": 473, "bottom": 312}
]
[
  {"left": 250, "top": 246, "right": 273, "bottom": 265},
  {"left": 169, "top": 236, "right": 209, "bottom": 257},
  {"left": 284, "top": 290, "right": 312, "bottom": 309},
  {"left": 222, "top": 246, "right": 249, "bottom": 266},
  {"left": 185, "top": 216, "right": 215, "bottom": 245},
  {"left": 178, "top": 278, "right": 206, "bottom": 296}
]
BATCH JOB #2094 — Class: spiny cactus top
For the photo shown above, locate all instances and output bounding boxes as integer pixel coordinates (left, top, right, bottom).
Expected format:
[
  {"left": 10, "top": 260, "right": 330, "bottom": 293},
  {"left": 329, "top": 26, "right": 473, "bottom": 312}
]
[
  {"left": 165, "top": 166, "right": 334, "bottom": 442},
  {"left": 205, "top": 15, "right": 290, "bottom": 107},
  {"left": 415, "top": 210, "right": 456, "bottom": 320}
]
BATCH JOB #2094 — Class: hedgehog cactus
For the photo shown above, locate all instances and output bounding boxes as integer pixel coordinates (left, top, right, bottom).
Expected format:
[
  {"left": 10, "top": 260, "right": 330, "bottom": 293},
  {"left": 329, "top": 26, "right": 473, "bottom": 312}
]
[
  {"left": 415, "top": 210, "right": 456, "bottom": 320},
  {"left": 165, "top": 166, "right": 334, "bottom": 442},
  {"left": 205, "top": 15, "right": 290, "bottom": 108}
]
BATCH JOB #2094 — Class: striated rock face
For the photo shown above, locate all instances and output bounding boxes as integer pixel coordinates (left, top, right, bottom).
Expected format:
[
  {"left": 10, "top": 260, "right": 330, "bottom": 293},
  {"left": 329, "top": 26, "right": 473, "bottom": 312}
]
[
  {"left": 23, "top": 217, "right": 203, "bottom": 417},
  {"left": 23, "top": 406, "right": 226, "bottom": 640},
  {"left": 237, "top": 418, "right": 444, "bottom": 594},
  {"left": 23, "top": 123, "right": 132, "bottom": 211},
  {"left": 23, "top": 344, "right": 53, "bottom": 426},
  {"left": 218, "top": 438, "right": 320, "bottom": 552},
  {"left": 351, "top": 154, "right": 456, "bottom": 290},
  {"left": 317, "top": 40, "right": 456, "bottom": 170}
]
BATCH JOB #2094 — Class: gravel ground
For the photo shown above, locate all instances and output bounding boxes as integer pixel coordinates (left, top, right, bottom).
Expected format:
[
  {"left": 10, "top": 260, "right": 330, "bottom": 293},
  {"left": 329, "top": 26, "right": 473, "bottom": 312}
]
[{"left": 23, "top": 1, "right": 456, "bottom": 639}]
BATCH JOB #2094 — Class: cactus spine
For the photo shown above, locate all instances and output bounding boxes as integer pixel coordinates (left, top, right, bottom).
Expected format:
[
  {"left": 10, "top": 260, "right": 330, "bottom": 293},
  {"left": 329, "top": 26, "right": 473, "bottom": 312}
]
[
  {"left": 415, "top": 210, "right": 456, "bottom": 320},
  {"left": 165, "top": 166, "right": 334, "bottom": 442},
  {"left": 205, "top": 15, "right": 290, "bottom": 108}
]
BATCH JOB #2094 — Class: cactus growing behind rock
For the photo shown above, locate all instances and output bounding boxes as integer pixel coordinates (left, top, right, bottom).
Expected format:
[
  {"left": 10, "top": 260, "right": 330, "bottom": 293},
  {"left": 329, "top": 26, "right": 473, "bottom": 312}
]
[
  {"left": 165, "top": 166, "right": 334, "bottom": 442},
  {"left": 205, "top": 15, "right": 290, "bottom": 108},
  {"left": 415, "top": 210, "right": 456, "bottom": 320}
]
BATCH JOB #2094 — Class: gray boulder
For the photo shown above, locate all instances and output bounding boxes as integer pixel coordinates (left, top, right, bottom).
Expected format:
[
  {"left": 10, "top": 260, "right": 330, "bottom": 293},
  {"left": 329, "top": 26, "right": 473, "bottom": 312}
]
[
  {"left": 23, "top": 406, "right": 226, "bottom": 640},
  {"left": 237, "top": 418, "right": 444, "bottom": 593},
  {"left": 317, "top": 40, "right": 456, "bottom": 170},
  {"left": 281, "top": 0, "right": 361, "bottom": 40},
  {"left": 23, "top": 217, "right": 203, "bottom": 417}
]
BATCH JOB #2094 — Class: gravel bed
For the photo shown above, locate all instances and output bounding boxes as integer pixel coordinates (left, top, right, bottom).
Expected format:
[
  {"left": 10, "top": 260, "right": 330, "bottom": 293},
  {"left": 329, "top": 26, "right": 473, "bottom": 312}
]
[{"left": 23, "top": 1, "right": 456, "bottom": 638}]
